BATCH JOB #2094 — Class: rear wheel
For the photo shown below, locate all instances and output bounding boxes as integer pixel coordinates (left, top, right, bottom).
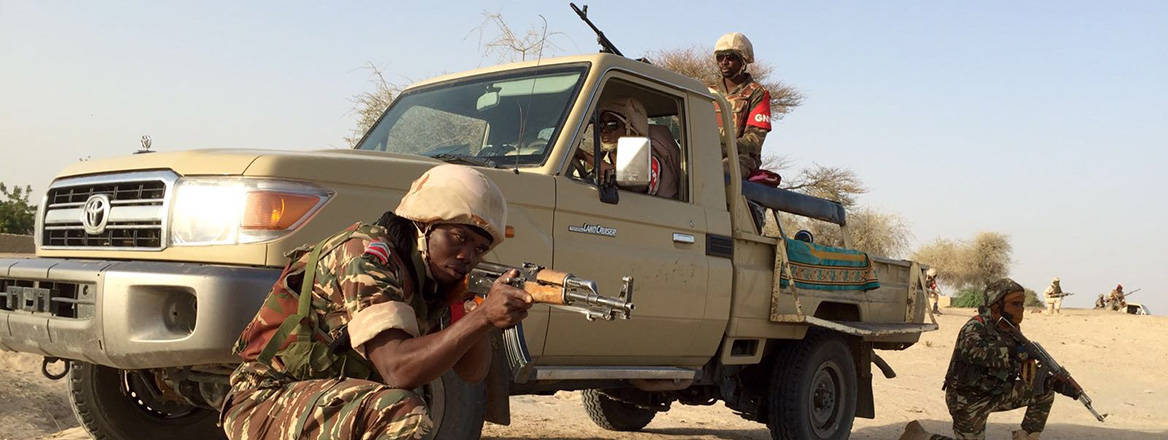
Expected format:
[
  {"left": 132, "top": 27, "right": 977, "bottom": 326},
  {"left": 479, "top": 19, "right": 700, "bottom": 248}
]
[
  {"left": 582, "top": 389, "right": 658, "bottom": 431},
  {"left": 68, "top": 362, "right": 224, "bottom": 440},
  {"left": 767, "top": 333, "right": 857, "bottom": 440}
]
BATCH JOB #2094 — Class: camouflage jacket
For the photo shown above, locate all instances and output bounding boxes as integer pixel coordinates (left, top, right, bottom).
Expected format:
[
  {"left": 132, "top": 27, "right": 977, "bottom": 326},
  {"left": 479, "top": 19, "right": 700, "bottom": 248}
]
[
  {"left": 711, "top": 73, "right": 772, "bottom": 175},
  {"left": 230, "top": 222, "right": 451, "bottom": 390},
  {"left": 943, "top": 313, "right": 1029, "bottom": 397}
]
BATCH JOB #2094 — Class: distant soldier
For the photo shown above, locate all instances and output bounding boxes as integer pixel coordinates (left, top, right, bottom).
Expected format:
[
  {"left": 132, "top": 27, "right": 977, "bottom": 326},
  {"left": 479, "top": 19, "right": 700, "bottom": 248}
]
[
  {"left": 901, "top": 278, "right": 1060, "bottom": 440},
  {"left": 1043, "top": 277, "right": 1063, "bottom": 315},
  {"left": 710, "top": 32, "right": 772, "bottom": 178},
  {"left": 1094, "top": 293, "right": 1106, "bottom": 309},
  {"left": 1107, "top": 284, "right": 1126, "bottom": 311},
  {"left": 926, "top": 267, "right": 943, "bottom": 315}
]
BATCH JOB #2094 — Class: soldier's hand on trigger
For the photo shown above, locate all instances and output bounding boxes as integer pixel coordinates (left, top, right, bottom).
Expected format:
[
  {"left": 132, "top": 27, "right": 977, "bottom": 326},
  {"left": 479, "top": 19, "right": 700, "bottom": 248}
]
[{"left": 478, "top": 269, "right": 534, "bottom": 329}]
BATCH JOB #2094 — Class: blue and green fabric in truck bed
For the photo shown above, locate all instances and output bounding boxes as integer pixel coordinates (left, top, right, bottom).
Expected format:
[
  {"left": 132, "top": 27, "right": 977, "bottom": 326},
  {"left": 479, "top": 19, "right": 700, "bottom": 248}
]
[{"left": 779, "top": 238, "right": 880, "bottom": 291}]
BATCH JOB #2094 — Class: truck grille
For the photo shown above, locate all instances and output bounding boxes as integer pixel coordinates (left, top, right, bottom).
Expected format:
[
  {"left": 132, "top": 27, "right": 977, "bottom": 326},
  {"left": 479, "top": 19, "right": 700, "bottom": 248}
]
[{"left": 39, "top": 171, "right": 177, "bottom": 250}]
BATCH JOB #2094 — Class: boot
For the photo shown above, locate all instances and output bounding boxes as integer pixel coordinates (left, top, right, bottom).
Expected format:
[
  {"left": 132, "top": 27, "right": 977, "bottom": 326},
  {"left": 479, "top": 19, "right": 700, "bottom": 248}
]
[
  {"left": 1012, "top": 429, "right": 1041, "bottom": 440},
  {"left": 899, "top": 420, "right": 931, "bottom": 440}
]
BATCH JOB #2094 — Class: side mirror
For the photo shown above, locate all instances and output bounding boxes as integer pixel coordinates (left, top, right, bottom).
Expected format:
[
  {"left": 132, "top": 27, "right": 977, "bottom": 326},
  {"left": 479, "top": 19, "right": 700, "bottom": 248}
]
[{"left": 615, "top": 136, "right": 652, "bottom": 189}]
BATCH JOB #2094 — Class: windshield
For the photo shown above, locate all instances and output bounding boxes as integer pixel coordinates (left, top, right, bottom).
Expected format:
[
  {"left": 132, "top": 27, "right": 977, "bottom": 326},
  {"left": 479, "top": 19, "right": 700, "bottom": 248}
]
[{"left": 356, "top": 66, "right": 587, "bottom": 167}]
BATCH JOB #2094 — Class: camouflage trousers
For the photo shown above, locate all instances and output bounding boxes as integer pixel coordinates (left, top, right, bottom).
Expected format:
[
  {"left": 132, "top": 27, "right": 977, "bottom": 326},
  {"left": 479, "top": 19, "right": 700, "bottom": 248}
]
[
  {"left": 933, "top": 383, "right": 1054, "bottom": 439},
  {"left": 220, "top": 377, "right": 432, "bottom": 440}
]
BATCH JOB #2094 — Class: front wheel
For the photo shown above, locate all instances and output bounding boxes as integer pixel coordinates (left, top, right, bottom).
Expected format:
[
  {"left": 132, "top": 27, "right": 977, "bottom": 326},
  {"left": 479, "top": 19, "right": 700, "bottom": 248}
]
[
  {"left": 67, "top": 362, "right": 225, "bottom": 440},
  {"left": 582, "top": 389, "right": 658, "bottom": 431},
  {"left": 767, "top": 333, "right": 858, "bottom": 440},
  {"left": 425, "top": 370, "right": 486, "bottom": 440}
]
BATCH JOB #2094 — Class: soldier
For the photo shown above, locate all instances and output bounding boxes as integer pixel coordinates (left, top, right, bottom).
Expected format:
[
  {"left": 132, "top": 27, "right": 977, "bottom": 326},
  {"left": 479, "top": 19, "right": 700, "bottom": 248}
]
[
  {"left": 220, "top": 164, "right": 533, "bottom": 440},
  {"left": 1107, "top": 284, "right": 1126, "bottom": 311},
  {"left": 1043, "top": 277, "right": 1063, "bottom": 315},
  {"left": 575, "top": 96, "right": 681, "bottom": 199},
  {"left": 926, "top": 268, "right": 943, "bottom": 315},
  {"left": 711, "top": 32, "right": 773, "bottom": 178},
  {"left": 901, "top": 278, "right": 1059, "bottom": 440}
]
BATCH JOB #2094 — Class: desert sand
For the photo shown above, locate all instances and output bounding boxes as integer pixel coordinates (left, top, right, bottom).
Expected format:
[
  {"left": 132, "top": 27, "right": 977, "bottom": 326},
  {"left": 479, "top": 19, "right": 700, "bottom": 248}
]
[{"left": 5, "top": 307, "right": 1165, "bottom": 440}]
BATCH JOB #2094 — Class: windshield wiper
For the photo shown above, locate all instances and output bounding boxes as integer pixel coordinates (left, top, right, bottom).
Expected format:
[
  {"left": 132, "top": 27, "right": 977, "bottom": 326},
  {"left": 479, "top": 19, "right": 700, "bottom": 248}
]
[{"left": 430, "top": 153, "right": 498, "bottom": 168}]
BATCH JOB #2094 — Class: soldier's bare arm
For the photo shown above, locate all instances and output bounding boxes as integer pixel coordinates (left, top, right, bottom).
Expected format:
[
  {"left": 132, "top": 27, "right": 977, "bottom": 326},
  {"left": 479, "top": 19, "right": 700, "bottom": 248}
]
[{"left": 364, "top": 271, "right": 531, "bottom": 389}]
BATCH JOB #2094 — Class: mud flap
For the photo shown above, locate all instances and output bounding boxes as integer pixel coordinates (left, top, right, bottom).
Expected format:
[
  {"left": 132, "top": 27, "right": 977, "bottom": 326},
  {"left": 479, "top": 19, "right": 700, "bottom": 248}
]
[
  {"left": 483, "top": 330, "right": 511, "bottom": 425},
  {"left": 856, "top": 343, "right": 875, "bottom": 419}
]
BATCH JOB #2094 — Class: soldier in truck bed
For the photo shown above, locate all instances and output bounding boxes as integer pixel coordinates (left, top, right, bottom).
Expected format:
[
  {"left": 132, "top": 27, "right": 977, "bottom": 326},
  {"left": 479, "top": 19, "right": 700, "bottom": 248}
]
[
  {"left": 710, "top": 32, "right": 773, "bottom": 178},
  {"left": 220, "top": 164, "right": 533, "bottom": 440},
  {"left": 901, "top": 278, "right": 1067, "bottom": 440}
]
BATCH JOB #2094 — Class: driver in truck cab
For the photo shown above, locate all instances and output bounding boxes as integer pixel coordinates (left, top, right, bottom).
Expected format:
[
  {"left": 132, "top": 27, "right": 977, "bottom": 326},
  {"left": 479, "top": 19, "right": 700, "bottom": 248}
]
[
  {"left": 221, "top": 164, "right": 534, "bottom": 440},
  {"left": 574, "top": 95, "right": 681, "bottom": 200}
]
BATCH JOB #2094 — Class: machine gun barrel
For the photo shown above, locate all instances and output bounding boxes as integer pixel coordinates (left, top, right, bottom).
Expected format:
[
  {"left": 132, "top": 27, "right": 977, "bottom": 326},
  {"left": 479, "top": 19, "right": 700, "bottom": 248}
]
[
  {"left": 998, "top": 318, "right": 1107, "bottom": 422},
  {"left": 468, "top": 262, "right": 634, "bottom": 321},
  {"left": 570, "top": 3, "right": 623, "bottom": 56}
]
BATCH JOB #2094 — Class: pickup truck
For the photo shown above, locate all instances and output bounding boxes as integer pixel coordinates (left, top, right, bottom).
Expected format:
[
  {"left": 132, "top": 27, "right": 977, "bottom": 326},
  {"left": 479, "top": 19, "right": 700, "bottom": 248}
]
[{"left": 0, "top": 53, "right": 936, "bottom": 440}]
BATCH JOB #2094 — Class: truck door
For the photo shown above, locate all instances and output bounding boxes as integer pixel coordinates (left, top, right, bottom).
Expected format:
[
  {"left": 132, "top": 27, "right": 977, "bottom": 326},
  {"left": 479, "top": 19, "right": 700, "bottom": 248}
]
[{"left": 543, "top": 76, "right": 714, "bottom": 366}]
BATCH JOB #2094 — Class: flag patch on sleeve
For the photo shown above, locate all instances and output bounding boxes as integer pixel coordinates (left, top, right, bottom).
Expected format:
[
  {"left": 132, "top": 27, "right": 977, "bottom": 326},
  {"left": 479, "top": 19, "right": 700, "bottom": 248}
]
[{"left": 363, "top": 241, "right": 391, "bottom": 265}]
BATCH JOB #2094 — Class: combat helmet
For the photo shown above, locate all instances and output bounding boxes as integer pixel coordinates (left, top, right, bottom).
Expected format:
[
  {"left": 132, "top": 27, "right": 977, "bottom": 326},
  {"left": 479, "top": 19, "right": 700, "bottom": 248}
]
[
  {"left": 598, "top": 96, "right": 649, "bottom": 138},
  {"left": 983, "top": 278, "right": 1024, "bottom": 307},
  {"left": 715, "top": 32, "right": 755, "bottom": 64},
  {"left": 395, "top": 164, "right": 508, "bottom": 249}
]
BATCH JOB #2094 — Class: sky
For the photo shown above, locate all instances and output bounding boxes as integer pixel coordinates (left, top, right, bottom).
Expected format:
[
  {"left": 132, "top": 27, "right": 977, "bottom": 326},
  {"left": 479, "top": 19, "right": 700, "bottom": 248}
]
[{"left": 2, "top": 1, "right": 1165, "bottom": 313}]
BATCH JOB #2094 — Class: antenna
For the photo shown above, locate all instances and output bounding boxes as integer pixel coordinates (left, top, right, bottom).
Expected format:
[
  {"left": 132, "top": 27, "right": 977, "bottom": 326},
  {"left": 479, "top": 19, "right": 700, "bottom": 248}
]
[{"left": 513, "top": 15, "right": 550, "bottom": 174}]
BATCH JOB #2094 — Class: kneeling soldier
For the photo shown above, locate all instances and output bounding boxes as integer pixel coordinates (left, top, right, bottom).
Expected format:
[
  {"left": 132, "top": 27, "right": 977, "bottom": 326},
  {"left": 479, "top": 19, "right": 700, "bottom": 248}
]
[
  {"left": 902, "top": 278, "right": 1055, "bottom": 440},
  {"left": 221, "top": 164, "right": 532, "bottom": 439}
]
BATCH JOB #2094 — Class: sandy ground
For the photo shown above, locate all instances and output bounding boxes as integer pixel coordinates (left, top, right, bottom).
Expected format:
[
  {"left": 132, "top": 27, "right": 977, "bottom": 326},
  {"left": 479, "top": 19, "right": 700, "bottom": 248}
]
[{"left": 5, "top": 308, "right": 1165, "bottom": 440}]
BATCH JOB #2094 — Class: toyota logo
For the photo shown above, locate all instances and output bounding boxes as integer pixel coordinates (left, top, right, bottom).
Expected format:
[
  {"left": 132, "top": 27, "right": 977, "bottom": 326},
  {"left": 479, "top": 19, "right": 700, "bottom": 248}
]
[{"left": 81, "top": 194, "right": 111, "bottom": 235}]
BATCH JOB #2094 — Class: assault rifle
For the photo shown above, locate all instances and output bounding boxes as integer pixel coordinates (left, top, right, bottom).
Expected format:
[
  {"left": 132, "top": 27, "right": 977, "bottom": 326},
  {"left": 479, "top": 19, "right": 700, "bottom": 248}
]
[
  {"left": 467, "top": 262, "right": 634, "bottom": 321},
  {"left": 1048, "top": 292, "right": 1074, "bottom": 298},
  {"left": 998, "top": 317, "right": 1107, "bottom": 422},
  {"left": 570, "top": 3, "right": 623, "bottom": 56}
]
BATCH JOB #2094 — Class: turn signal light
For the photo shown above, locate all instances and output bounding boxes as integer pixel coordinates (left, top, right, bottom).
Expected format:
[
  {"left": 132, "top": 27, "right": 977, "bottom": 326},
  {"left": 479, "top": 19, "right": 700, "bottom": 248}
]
[{"left": 242, "top": 192, "right": 320, "bottom": 230}]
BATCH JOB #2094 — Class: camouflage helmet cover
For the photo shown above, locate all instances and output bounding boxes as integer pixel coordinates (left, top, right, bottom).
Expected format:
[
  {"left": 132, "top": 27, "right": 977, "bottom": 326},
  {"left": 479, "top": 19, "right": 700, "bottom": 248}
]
[
  {"left": 395, "top": 164, "right": 508, "bottom": 248},
  {"left": 715, "top": 32, "right": 755, "bottom": 64},
  {"left": 926, "top": 267, "right": 938, "bottom": 277},
  {"left": 1052, "top": 276, "right": 1060, "bottom": 283},
  {"left": 598, "top": 96, "right": 649, "bottom": 137},
  {"left": 983, "top": 278, "right": 1024, "bottom": 307}
]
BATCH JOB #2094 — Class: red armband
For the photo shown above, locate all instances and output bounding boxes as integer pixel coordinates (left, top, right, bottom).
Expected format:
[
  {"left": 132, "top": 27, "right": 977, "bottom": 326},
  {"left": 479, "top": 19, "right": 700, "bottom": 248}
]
[{"left": 746, "top": 91, "right": 773, "bottom": 131}]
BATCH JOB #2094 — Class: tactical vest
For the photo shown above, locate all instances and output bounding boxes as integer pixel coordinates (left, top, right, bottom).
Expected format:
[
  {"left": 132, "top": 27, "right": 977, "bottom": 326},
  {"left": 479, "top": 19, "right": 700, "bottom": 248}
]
[{"left": 235, "top": 228, "right": 406, "bottom": 382}]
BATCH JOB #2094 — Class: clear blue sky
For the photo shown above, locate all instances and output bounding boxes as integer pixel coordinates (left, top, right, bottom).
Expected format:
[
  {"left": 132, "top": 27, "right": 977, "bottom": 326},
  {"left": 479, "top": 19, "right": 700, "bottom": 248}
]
[{"left": 2, "top": 1, "right": 1165, "bottom": 312}]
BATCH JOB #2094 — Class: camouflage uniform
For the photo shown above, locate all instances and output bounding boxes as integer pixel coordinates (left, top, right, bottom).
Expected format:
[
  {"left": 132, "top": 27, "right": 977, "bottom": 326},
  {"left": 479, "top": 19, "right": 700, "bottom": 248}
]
[
  {"left": 221, "top": 222, "right": 449, "bottom": 440},
  {"left": 712, "top": 72, "right": 772, "bottom": 177},
  {"left": 934, "top": 313, "right": 1054, "bottom": 439}
]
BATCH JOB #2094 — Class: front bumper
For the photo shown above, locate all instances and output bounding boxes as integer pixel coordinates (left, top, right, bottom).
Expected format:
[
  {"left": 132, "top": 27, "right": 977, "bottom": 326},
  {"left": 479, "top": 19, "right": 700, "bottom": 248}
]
[{"left": 0, "top": 257, "right": 279, "bottom": 369}]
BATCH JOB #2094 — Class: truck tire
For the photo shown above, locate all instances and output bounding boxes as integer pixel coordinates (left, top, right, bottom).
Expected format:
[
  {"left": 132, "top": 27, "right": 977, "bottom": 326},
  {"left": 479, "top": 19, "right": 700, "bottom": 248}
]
[
  {"left": 67, "top": 362, "right": 225, "bottom": 440},
  {"left": 767, "top": 332, "right": 857, "bottom": 440},
  {"left": 582, "top": 389, "right": 657, "bottom": 431},
  {"left": 425, "top": 370, "right": 486, "bottom": 440}
]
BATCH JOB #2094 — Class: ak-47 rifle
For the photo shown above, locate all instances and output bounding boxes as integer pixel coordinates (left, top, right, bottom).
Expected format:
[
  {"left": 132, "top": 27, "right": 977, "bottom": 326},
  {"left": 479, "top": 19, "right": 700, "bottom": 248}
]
[
  {"left": 467, "top": 262, "right": 634, "bottom": 321},
  {"left": 570, "top": 3, "right": 623, "bottom": 56},
  {"left": 998, "top": 317, "right": 1107, "bottom": 422}
]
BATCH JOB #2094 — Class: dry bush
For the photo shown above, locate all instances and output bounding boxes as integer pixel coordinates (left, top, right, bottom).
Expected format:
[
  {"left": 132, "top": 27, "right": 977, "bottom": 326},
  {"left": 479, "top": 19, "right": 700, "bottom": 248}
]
[
  {"left": 345, "top": 63, "right": 400, "bottom": 147},
  {"left": 913, "top": 232, "right": 1013, "bottom": 289},
  {"left": 469, "top": 12, "right": 563, "bottom": 63},
  {"left": 648, "top": 46, "right": 804, "bottom": 120}
]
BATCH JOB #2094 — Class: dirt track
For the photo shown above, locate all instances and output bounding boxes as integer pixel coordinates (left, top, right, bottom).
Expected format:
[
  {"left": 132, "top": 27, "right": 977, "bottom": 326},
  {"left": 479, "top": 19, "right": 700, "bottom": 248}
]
[{"left": 5, "top": 308, "right": 1166, "bottom": 440}]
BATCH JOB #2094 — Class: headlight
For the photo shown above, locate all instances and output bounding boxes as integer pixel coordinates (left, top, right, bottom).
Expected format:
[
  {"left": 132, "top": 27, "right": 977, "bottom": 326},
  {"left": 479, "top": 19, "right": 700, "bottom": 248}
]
[{"left": 169, "top": 178, "right": 332, "bottom": 246}]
